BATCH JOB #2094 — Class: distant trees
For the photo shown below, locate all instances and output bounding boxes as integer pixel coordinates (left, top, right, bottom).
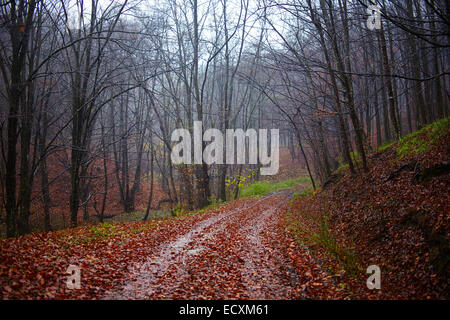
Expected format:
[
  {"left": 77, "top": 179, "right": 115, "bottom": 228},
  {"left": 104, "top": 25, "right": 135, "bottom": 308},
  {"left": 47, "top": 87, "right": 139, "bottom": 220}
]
[{"left": 257, "top": 0, "right": 448, "bottom": 182}]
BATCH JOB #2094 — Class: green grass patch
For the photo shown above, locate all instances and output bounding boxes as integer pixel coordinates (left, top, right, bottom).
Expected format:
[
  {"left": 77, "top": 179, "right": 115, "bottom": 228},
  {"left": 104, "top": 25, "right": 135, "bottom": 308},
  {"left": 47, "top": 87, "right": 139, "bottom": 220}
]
[
  {"left": 239, "top": 177, "right": 311, "bottom": 198},
  {"left": 376, "top": 140, "right": 395, "bottom": 152},
  {"left": 89, "top": 222, "right": 118, "bottom": 240},
  {"left": 336, "top": 163, "right": 349, "bottom": 171},
  {"left": 350, "top": 151, "right": 359, "bottom": 163},
  {"left": 292, "top": 185, "right": 314, "bottom": 201},
  {"left": 396, "top": 117, "right": 449, "bottom": 159},
  {"left": 335, "top": 151, "right": 360, "bottom": 172},
  {"left": 286, "top": 211, "right": 362, "bottom": 277},
  {"left": 312, "top": 216, "right": 361, "bottom": 277}
]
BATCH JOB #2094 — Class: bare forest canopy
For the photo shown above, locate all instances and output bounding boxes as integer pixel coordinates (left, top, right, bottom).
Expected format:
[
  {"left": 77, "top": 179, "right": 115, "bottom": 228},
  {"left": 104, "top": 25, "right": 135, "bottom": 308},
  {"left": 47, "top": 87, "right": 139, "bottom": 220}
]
[{"left": 0, "top": 0, "right": 448, "bottom": 238}]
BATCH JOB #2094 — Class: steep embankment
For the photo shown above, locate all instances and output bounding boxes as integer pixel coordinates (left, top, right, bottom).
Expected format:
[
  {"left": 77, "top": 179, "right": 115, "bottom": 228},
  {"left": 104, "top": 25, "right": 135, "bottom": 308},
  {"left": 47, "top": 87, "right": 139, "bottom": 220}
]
[{"left": 285, "top": 117, "right": 449, "bottom": 299}]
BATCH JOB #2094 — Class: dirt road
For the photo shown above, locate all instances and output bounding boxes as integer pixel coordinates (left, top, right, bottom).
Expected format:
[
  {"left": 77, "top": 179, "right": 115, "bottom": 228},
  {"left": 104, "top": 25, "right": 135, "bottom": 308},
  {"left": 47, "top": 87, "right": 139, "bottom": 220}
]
[{"left": 104, "top": 191, "right": 307, "bottom": 299}]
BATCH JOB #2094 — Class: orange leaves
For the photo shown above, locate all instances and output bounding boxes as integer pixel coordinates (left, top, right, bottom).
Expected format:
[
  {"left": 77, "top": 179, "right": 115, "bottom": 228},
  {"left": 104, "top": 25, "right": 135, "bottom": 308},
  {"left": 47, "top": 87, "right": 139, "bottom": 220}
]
[
  {"left": 2, "top": 192, "right": 343, "bottom": 299},
  {"left": 284, "top": 133, "right": 449, "bottom": 299}
]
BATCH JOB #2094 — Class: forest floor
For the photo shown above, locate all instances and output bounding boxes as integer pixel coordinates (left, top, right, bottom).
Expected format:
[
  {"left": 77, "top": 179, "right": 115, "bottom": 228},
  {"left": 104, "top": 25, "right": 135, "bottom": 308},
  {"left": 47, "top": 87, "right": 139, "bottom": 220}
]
[
  {"left": 1, "top": 187, "right": 354, "bottom": 299},
  {"left": 103, "top": 190, "right": 350, "bottom": 299},
  {"left": 285, "top": 118, "right": 449, "bottom": 299}
]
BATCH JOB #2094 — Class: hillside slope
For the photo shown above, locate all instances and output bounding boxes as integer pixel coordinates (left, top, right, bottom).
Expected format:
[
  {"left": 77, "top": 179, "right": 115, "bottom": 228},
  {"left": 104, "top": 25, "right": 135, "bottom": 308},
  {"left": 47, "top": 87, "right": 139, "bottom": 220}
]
[{"left": 286, "top": 118, "right": 449, "bottom": 299}]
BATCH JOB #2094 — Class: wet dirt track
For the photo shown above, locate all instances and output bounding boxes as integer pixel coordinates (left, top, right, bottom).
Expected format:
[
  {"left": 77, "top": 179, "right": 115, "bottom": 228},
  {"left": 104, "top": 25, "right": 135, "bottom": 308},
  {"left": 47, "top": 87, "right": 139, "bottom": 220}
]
[{"left": 103, "top": 191, "right": 306, "bottom": 299}]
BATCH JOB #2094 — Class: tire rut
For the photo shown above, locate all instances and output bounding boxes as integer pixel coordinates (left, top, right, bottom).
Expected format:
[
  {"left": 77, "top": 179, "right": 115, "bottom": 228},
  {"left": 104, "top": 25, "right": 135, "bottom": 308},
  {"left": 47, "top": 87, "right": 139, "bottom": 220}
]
[{"left": 103, "top": 191, "right": 301, "bottom": 299}]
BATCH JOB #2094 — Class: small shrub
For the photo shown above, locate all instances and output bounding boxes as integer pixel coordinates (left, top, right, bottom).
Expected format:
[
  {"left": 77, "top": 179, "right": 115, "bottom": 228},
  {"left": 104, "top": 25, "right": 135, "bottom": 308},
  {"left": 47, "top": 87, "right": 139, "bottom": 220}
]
[{"left": 172, "top": 203, "right": 185, "bottom": 217}]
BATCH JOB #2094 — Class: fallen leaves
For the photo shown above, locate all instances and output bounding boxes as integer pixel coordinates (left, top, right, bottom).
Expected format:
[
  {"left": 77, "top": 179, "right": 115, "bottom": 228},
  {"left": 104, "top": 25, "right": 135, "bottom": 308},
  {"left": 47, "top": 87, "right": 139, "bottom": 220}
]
[
  {"left": 2, "top": 132, "right": 447, "bottom": 301},
  {"left": 285, "top": 132, "right": 449, "bottom": 299},
  {"left": 0, "top": 192, "right": 346, "bottom": 300}
]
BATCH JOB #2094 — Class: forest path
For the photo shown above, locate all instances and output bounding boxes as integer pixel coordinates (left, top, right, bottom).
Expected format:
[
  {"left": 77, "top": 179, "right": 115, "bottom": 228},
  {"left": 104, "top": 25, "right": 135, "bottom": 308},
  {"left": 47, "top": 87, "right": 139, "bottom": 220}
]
[{"left": 103, "top": 190, "right": 306, "bottom": 299}]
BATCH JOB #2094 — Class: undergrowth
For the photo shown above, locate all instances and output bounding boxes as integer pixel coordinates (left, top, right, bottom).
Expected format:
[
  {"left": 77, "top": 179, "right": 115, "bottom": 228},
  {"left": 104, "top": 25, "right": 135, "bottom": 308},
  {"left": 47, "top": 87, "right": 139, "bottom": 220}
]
[
  {"left": 239, "top": 176, "right": 311, "bottom": 198},
  {"left": 285, "top": 210, "right": 361, "bottom": 277}
]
